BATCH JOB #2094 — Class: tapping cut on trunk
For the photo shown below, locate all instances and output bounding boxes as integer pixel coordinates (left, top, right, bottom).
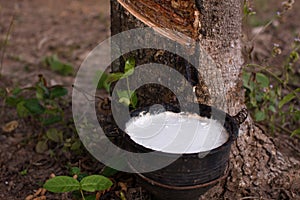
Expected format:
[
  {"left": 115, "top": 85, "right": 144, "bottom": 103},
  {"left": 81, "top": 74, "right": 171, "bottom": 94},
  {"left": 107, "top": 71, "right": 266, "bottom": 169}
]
[{"left": 117, "top": 0, "right": 201, "bottom": 46}]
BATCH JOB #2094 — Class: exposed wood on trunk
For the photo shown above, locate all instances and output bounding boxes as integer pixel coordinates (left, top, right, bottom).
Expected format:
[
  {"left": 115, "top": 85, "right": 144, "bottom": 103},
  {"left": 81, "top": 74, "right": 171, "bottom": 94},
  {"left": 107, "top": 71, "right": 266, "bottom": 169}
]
[{"left": 117, "top": 0, "right": 199, "bottom": 46}]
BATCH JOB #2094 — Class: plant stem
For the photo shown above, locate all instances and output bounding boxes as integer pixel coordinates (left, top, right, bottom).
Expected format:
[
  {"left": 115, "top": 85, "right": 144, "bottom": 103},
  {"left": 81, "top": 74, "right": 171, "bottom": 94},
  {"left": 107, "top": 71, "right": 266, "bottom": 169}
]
[
  {"left": 250, "top": 19, "right": 273, "bottom": 43},
  {"left": 247, "top": 63, "right": 283, "bottom": 84},
  {"left": 72, "top": 84, "right": 104, "bottom": 101},
  {"left": 245, "top": 63, "right": 300, "bottom": 101},
  {"left": 80, "top": 190, "right": 86, "bottom": 200},
  {"left": 0, "top": 15, "right": 15, "bottom": 78},
  {"left": 250, "top": 8, "right": 290, "bottom": 43},
  {"left": 126, "top": 77, "right": 133, "bottom": 106},
  {"left": 275, "top": 124, "right": 293, "bottom": 136}
]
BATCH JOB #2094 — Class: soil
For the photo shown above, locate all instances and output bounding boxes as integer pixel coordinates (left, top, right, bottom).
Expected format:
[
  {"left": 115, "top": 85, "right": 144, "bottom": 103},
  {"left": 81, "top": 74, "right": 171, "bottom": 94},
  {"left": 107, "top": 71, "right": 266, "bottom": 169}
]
[{"left": 0, "top": 0, "right": 299, "bottom": 200}]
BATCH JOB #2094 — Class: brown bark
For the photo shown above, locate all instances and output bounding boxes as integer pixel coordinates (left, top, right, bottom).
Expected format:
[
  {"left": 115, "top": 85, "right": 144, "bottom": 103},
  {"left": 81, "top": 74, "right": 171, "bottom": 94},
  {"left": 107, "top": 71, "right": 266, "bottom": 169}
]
[{"left": 111, "top": 0, "right": 300, "bottom": 199}]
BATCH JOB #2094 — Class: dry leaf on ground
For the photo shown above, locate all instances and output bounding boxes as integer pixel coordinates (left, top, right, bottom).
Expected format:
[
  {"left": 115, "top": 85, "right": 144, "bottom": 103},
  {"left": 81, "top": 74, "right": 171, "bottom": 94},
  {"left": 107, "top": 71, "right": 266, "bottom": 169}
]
[{"left": 2, "top": 120, "right": 19, "bottom": 133}]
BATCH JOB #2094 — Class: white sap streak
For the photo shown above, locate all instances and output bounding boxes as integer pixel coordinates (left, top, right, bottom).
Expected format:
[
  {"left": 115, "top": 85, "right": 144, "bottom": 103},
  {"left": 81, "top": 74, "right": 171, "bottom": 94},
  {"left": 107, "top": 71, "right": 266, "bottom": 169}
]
[{"left": 125, "top": 112, "right": 229, "bottom": 154}]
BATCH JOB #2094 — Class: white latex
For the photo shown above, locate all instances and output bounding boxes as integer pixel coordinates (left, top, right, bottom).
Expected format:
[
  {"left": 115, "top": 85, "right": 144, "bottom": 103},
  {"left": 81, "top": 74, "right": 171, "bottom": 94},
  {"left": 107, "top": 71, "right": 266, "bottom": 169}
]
[{"left": 125, "top": 112, "right": 229, "bottom": 154}]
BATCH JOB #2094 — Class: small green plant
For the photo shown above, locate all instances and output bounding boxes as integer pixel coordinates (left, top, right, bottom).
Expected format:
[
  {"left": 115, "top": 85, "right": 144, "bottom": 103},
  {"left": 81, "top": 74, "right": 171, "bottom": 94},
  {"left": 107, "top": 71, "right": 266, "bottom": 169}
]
[
  {"left": 5, "top": 75, "right": 67, "bottom": 125},
  {"left": 243, "top": 41, "right": 300, "bottom": 136},
  {"left": 43, "top": 54, "right": 74, "bottom": 76},
  {"left": 19, "top": 169, "right": 28, "bottom": 176},
  {"left": 243, "top": 0, "right": 256, "bottom": 17},
  {"left": 4, "top": 75, "right": 82, "bottom": 152},
  {"left": 95, "top": 57, "right": 138, "bottom": 108},
  {"left": 243, "top": 0, "right": 300, "bottom": 136},
  {"left": 43, "top": 174, "right": 113, "bottom": 200}
]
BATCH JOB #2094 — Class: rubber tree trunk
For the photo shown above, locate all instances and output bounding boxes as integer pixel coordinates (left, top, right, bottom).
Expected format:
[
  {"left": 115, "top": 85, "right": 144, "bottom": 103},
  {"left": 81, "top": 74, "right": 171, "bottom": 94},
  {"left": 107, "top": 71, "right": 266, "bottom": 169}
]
[{"left": 110, "top": 0, "right": 299, "bottom": 199}]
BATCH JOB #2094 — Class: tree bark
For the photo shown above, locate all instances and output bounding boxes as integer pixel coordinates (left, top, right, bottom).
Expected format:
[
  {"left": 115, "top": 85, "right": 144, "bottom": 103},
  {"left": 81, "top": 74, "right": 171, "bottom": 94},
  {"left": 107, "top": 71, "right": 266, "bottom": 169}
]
[{"left": 110, "top": 0, "right": 299, "bottom": 199}]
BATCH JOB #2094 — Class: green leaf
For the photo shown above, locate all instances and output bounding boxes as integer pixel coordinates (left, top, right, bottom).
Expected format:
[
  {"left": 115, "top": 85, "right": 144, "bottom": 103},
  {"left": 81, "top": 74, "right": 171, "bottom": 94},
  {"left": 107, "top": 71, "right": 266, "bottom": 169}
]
[
  {"left": 117, "top": 90, "right": 131, "bottom": 106},
  {"left": 94, "top": 70, "right": 109, "bottom": 90},
  {"left": 124, "top": 57, "right": 135, "bottom": 77},
  {"left": 256, "top": 73, "right": 269, "bottom": 88},
  {"left": 117, "top": 90, "right": 129, "bottom": 99},
  {"left": 123, "top": 69, "right": 134, "bottom": 78},
  {"left": 268, "top": 105, "right": 276, "bottom": 113},
  {"left": 12, "top": 88, "right": 22, "bottom": 96},
  {"left": 36, "top": 82, "right": 49, "bottom": 100},
  {"left": 289, "top": 104, "right": 295, "bottom": 112},
  {"left": 120, "top": 191, "right": 126, "bottom": 200},
  {"left": 23, "top": 98, "right": 45, "bottom": 115},
  {"left": 42, "top": 115, "right": 62, "bottom": 126},
  {"left": 80, "top": 175, "right": 113, "bottom": 192},
  {"left": 20, "top": 169, "right": 28, "bottom": 176},
  {"left": 289, "top": 51, "right": 299, "bottom": 63},
  {"left": 70, "top": 167, "right": 81, "bottom": 176},
  {"left": 276, "top": 86, "right": 282, "bottom": 96},
  {"left": 291, "top": 128, "right": 300, "bottom": 137},
  {"left": 101, "top": 166, "right": 118, "bottom": 177},
  {"left": 62, "top": 64, "right": 74, "bottom": 76},
  {"left": 125, "top": 58, "right": 135, "bottom": 72},
  {"left": 50, "top": 86, "right": 68, "bottom": 99},
  {"left": 85, "top": 195, "right": 97, "bottom": 200},
  {"left": 36, "top": 87, "right": 46, "bottom": 100},
  {"left": 119, "top": 97, "right": 131, "bottom": 106},
  {"left": 117, "top": 90, "right": 135, "bottom": 99},
  {"left": 50, "top": 60, "right": 62, "bottom": 72},
  {"left": 249, "top": 92, "right": 257, "bottom": 107},
  {"left": 45, "top": 55, "right": 74, "bottom": 76},
  {"left": 50, "top": 61, "right": 74, "bottom": 76},
  {"left": 44, "top": 176, "right": 80, "bottom": 193},
  {"left": 46, "top": 128, "right": 63, "bottom": 143},
  {"left": 130, "top": 92, "right": 138, "bottom": 108},
  {"left": 106, "top": 73, "right": 124, "bottom": 84},
  {"left": 279, "top": 93, "right": 295, "bottom": 109},
  {"left": 16, "top": 101, "right": 30, "bottom": 117},
  {"left": 294, "top": 111, "right": 300, "bottom": 121},
  {"left": 6, "top": 96, "right": 23, "bottom": 107},
  {"left": 242, "top": 71, "right": 253, "bottom": 91},
  {"left": 10, "top": 88, "right": 20, "bottom": 96},
  {"left": 71, "top": 140, "right": 82, "bottom": 151},
  {"left": 255, "top": 110, "right": 266, "bottom": 121},
  {"left": 35, "top": 140, "right": 48, "bottom": 153},
  {"left": 103, "top": 81, "right": 111, "bottom": 93},
  {"left": 255, "top": 92, "right": 263, "bottom": 102},
  {"left": 117, "top": 90, "right": 137, "bottom": 107},
  {"left": 268, "top": 90, "right": 277, "bottom": 104}
]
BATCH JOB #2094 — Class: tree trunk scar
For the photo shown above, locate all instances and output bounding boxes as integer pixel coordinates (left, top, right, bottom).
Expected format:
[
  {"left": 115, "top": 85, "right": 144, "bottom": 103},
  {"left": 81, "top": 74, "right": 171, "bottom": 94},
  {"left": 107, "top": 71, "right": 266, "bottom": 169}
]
[{"left": 117, "top": 0, "right": 202, "bottom": 46}]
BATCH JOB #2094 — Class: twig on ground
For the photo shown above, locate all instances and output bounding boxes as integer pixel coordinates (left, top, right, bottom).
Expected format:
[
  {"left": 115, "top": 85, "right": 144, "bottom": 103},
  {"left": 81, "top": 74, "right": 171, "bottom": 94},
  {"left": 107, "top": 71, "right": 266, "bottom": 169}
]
[{"left": 0, "top": 14, "right": 15, "bottom": 78}]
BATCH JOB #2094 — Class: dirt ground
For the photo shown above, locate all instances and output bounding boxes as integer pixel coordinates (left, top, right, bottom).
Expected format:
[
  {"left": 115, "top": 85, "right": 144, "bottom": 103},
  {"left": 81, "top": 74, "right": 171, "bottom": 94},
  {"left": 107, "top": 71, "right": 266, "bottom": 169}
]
[
  {"left": 0, "top": 0, "right": 110, "bottom": 82},
  {"left": 0, "top": 0, "right": 299, "bottom": 200},
  {"left": 0, "top": 1, "right": 112, "bottom": 199}
]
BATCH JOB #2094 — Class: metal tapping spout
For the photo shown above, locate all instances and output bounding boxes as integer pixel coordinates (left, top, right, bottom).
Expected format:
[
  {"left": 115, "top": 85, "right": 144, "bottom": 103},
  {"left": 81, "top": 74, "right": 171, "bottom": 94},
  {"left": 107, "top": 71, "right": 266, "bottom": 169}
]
[{"left": 233, "top": 108, "right": 248, "bottom": 125}]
